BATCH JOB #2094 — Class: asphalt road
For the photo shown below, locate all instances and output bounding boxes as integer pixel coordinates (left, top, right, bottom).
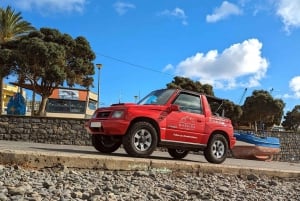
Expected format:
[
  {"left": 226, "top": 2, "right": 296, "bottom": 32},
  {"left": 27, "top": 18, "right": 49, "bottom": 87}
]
[{"left": 0, "top": 140, "right": 299, "bottom": 178}]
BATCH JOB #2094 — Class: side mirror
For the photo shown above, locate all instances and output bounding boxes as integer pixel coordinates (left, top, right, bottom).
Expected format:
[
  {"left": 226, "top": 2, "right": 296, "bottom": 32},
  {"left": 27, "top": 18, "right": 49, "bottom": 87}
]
[{"left": 169, "top": 104, "right": 180, "bottom": 112}]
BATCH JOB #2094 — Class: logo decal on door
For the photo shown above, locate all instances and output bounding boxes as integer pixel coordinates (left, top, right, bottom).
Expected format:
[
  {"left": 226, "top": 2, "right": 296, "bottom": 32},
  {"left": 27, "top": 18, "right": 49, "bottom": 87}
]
[{"left": 178, "top": 116, "right": 196, "bottom": 130}]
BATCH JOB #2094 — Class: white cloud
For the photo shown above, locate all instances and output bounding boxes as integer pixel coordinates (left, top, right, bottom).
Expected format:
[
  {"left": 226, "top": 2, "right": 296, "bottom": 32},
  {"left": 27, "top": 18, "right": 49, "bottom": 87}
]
[
  {"left": 13, "top": 0, "right": 86, "bottom": 13},
  {"left": 172, "top": 38, "right": 268, "bottom": 89},
  {"left": 159, "top": 7, "right": 188, "bottom": 25},
  {"left": 289, "top": 76, "right": 300, "bottom": 98},
  {"left": 113, "top": 1, "right": 136, "bottom": 16},
  {"left": 283, "top": 93, "right": 292, "bottom": 99},
  {"left": 206, "top": 1, "right": 242, "bottom": 23},
  {"left": 162, "top": 64, "right": 174, "bottom": 72},
  {"left": 276, "top": 0, "right": 300, "bottom": 33}
]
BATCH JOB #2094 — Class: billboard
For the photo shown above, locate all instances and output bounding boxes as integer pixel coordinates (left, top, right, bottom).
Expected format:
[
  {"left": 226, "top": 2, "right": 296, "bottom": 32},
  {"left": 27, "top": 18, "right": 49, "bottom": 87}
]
[{"left": 49, "top": 88, "right": 88, "bottom": 101}]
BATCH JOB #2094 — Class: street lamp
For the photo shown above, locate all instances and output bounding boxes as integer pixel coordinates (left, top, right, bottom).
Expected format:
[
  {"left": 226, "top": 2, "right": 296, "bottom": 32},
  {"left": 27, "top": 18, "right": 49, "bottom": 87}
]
[{"left": 96, "top": 64, "right": 102, "bottom": 108}]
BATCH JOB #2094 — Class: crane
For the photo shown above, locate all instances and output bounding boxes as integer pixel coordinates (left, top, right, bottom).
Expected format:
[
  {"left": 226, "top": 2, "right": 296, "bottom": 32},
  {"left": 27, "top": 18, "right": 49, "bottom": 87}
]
[{"left": 239, "top": 88, "right": 247, "bottom": 105}]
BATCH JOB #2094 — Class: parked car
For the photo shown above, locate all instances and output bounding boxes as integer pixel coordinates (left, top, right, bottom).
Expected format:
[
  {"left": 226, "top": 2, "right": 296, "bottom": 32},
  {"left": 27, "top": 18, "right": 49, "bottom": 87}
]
[{"left": 85, "top": 88, "right": 236, "bottom": 164}]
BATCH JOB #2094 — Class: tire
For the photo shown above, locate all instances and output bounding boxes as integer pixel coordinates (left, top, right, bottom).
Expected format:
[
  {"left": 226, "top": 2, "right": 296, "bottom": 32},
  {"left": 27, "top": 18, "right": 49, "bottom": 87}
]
[
  {"left": 204, "top": 134, "right": 228, "bottom": 164},
  {"left": 92, "top": 135, "right": 122, "bottom": 153},
  {"left": 122, "top": 121, "right": 158, "bottom": 157},
  {"left": 167, "top": 148, "right": 189, "bottom": 159}
]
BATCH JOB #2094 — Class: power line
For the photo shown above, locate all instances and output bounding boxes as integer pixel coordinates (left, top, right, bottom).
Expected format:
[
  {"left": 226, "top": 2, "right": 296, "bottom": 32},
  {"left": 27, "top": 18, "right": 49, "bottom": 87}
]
[{"left": 97, "top": 53, "right": 175, "bottom": 77}]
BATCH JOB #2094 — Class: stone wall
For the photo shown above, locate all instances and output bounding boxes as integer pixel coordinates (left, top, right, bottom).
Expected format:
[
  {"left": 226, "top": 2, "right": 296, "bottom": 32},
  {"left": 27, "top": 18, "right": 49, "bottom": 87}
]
[
  {"left": 0, "top": 115, "right": 299, "bottom": 163},
  {"left": 257, "top": 131, "right": 300, "bottom": 163},
  {"left": 0, "top": 115, "right": 91, "bottom": 146}
]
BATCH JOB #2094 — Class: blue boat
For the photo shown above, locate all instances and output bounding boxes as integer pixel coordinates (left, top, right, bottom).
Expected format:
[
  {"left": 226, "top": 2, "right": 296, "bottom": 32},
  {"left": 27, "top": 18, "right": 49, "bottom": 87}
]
[
  {"left": 232, "top": 132, "right": 281, "bottom": 161},
  {"left": 234, "top": 132, "right": 280, "bottom": 148}
]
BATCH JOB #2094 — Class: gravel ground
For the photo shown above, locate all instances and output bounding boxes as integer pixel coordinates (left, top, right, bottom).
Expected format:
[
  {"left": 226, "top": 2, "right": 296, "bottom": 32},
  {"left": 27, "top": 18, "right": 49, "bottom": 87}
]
[{"left": 0, "top": 164, "right": 299, "bottom": 201}]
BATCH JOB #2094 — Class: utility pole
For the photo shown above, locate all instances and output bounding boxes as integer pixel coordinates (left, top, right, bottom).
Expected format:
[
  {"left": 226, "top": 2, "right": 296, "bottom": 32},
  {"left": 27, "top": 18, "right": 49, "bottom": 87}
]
[{"left": 96, "top": 64, "right": 102, "bottom": 108}]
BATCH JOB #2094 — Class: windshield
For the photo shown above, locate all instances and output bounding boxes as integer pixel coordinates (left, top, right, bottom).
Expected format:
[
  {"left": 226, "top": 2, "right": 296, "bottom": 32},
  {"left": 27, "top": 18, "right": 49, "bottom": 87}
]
[{"left": 138, "top": 89, "right": 175, "bottom": 105}]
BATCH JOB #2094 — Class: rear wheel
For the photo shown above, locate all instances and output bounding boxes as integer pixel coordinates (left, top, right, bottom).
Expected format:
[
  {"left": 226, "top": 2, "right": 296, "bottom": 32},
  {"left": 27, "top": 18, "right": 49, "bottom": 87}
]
[
  {"left": 92, "top": 135, "right": 122, "bottom": 153},
  {"left": 122, "top": 121, "right": 158, "bottom": 157},
  {"left": 204, "top": 134, "right": 228, "bottom": 164},
  {"left": 168, "top": 148, "right": 189, "bottom": 159}
]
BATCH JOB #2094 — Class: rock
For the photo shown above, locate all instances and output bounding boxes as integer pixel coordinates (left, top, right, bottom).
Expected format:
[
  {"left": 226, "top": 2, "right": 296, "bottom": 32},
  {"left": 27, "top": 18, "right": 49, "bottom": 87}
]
[
  {"left": 43, "top": 181, "right": 54, "bottom": 189},
  {"left": 7, "top": 186, "right": 26, "bottom": 196},
  {"left": 0, "top": 193, "right": 8, "bottom": 201},
  {"left": 149, "top": 192, "right": 163, "bottom": 200},
  {"left": 163, "top": 184, "right": 174, "bottom": 190},
  {"left": 133, "top": 171, "right": 150, "bottom": 177},
  {"left": 268, "top": 180, "right": 278, "bottom": 186},
  {"left": 187, "top": 189, "right": 201, "bottom": 196},
  {"left": 247, "top": 173, "right": 259, "bottom": 181},
  {"left": 217, "top": 186, "right": 229, "bottom": 192},
  {"left": 0, "top": 165, "right": 298, "bottom": 201}
]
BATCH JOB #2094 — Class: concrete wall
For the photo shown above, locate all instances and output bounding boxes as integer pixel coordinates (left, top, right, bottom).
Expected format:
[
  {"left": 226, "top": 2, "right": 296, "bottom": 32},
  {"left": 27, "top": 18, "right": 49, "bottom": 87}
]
[{"left": 0, "top": 115, "right": 299, "bottom": 163}]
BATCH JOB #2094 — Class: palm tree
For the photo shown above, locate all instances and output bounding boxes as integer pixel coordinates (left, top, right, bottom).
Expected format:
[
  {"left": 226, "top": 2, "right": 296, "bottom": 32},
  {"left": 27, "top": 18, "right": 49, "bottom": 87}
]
[{"left": 0, "top": 6, "right": 35, "bottom": 114}]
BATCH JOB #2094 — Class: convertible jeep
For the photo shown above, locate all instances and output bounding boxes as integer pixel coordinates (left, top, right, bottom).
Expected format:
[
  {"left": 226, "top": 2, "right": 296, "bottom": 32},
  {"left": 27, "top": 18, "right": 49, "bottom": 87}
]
[{"left": 85, "top": 88, "right": 236, "bottom": 164}]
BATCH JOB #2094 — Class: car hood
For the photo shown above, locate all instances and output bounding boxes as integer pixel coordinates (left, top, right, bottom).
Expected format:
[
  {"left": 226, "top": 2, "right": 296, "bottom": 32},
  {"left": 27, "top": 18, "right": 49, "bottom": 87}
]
[{"left": 96, "top": 103, "right": 169, "bottom": 112}]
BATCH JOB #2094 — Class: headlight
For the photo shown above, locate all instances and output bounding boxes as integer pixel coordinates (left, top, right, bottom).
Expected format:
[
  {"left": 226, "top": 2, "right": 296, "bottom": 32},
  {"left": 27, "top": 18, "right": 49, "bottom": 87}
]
[{"left": 111, "top": 111, "right": 124, "bottom": 118}]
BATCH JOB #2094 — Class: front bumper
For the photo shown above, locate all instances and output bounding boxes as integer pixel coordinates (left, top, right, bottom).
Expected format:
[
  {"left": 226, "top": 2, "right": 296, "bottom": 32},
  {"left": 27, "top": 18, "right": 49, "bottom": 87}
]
[{"left": 85, "top": 119, "right": 130, "bottom": 135}]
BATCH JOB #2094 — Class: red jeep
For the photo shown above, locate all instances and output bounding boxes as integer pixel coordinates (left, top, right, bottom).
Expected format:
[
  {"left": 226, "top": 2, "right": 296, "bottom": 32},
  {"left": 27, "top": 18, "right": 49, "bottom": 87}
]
[{"left": 85, "top": 88, "right": 236, "bottom": 164}]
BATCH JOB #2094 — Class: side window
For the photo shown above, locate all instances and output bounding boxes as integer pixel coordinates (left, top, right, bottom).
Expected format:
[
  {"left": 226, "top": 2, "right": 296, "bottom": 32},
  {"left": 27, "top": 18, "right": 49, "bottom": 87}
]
[{"left": 173, "top": 93, "right": 202, "bottom": 114}]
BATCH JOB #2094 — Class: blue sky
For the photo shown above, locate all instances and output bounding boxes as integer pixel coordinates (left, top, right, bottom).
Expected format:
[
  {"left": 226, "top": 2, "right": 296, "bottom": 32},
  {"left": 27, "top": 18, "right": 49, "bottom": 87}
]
[{"left": 1, "top": 0, "right": 300, "bottom": 113}]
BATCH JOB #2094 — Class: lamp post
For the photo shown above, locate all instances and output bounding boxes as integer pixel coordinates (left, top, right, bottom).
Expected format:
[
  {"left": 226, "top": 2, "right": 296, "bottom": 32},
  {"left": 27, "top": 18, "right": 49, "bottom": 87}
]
[{"left": 96, "top": 64, "right": 102, "bottom": 108}]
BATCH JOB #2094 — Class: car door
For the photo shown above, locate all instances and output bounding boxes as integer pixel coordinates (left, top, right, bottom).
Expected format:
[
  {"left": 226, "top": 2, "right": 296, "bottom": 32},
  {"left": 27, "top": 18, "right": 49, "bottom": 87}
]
[{"left": 165, "top": 92, "right": 205, "bottom": 144}]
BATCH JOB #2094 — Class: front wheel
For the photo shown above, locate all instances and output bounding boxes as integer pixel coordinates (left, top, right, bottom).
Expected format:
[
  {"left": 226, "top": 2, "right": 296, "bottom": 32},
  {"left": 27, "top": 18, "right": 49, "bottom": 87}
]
[
  {"left": 122, "top": 121, "right": 158, "bottom": 157},
  {"left": 168, "top": 148, "right": 189, "bottom": 159},
  {"left": 92, "top": 135, "right": 122, "bottom": 153},
  {"left": 204, "top": 134, "right": 228, "bottom": 164}
]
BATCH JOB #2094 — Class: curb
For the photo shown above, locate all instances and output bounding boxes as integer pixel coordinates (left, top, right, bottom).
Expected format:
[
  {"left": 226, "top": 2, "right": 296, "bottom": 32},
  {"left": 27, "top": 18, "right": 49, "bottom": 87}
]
[{"left": 0, "top": 149, "right": 299, "bottom": 178}]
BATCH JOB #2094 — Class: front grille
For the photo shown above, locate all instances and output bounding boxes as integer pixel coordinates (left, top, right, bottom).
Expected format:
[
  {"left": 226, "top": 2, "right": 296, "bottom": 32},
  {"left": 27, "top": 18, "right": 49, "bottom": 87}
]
[{"left": 96, "top": 111, "right": 111, "bottom": 118}]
